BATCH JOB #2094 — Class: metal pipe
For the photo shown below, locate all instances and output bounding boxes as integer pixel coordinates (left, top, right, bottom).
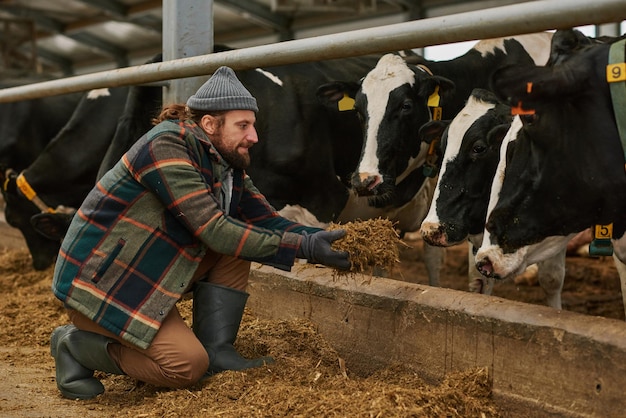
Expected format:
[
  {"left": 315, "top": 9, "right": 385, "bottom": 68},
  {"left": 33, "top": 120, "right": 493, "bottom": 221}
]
[{"left": 0, "top": 0, "right": 624, "bottom": 102}]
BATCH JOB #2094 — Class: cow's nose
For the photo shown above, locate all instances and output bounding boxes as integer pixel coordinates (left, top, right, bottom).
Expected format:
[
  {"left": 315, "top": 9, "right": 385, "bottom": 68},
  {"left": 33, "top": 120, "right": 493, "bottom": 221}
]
[
  {"left": 476, "top": 257, "right": 495, "bottom": 278},
  {"left": 420, "top": 222, "right": 448, "bottom": 246},
  {"left": 352, "top": 172, "right": 381, "bottom": 194}
]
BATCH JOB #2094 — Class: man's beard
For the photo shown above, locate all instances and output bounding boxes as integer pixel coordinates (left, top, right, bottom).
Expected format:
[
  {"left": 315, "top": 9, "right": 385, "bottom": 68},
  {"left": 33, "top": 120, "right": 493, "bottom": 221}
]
[{"left": 211, "top": 133, "right": 250, "bottom": 169}]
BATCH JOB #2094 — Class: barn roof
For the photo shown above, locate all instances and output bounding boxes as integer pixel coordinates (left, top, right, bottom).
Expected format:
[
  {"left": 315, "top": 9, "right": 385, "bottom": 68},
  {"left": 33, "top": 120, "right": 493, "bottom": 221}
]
[{"left": 0, "top": 0, "right": 536, "bottom": 81}]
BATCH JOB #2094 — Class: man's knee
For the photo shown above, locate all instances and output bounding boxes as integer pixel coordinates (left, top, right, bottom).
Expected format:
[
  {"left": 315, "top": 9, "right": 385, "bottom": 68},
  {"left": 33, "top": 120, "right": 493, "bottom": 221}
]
[{"left": 159, "top": 346, "right": 209, "bottom": 388}]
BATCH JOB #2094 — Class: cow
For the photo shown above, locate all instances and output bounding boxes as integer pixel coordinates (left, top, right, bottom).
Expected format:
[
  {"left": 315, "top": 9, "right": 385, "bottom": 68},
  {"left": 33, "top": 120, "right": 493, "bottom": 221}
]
[
  {"left": 471, "top": 30, "right": 626, "bottom": 316},
  {"left": 419, "top": 89, "right": 511, "bottom": 248},
  {"left": 418, "top": 88, "right": 565, "bottom": 308},
  {"left": 477, "top": 31, "right": 626, "bottom": 266},
  {"left": 473, "top": 117, "right": 578, "bottom": 280},
  {"left": 316, "top": 32, "right": 553, "bottom": 208},
  {"left": 0, "top": 89, "right": 82, "bottom": 172},
  {"left": 0, "top": 86, "right": 130, "bottom": 270},
  {"left": 0, "top": 54, "right": 164, "bottom": 271},
  {"left": 314, "top": 33, "right": 553, "bottom": 286}
]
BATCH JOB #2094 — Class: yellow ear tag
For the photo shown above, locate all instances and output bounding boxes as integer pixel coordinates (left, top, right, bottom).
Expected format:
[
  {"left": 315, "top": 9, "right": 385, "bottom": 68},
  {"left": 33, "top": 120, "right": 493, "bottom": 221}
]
[
  {"left": 427, "top": 86, "right": 440, "bottom": 107},
  {"left": 16, "top": 173, "right": 37, "bottom": 200},
  {"left": 338, "top": 93, "right": 355, "bottom": 111},
  {"left": 607, "top": 63, "right": 626, "bottom": 82},
  {"left": 590, "top": 223, "right": 614, "bottom": 256},
  {"left": 594, "top": 223, "right": 613, "bottom": 240}
]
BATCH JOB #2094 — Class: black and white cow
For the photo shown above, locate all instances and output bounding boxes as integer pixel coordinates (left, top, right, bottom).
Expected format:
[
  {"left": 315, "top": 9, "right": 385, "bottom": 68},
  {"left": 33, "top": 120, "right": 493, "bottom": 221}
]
[
  {"left": 0, "top": 87, "right": 130, "bottom": 270},
  {"left": 477, "top": 32, "right": 626, "bottom": 267},
  {"left": 317, "top": 32, "right": 553, "bottom": 209},
  {"left": 315, "top": 33, "right": 553, "bottom": 286},
  {"left": 419, "top": 88, "right": 566, "bottom": 307},
  {"left": 420, "top": 89, "right": 511, "bottom": 247},
  {"left": 0, "top": 90, "right": 82, "bottom": 172},
  {"left": 474, "top": 117, "right": 579, "bottom": 280},
  {"left": 472, "top": 30, "right": 626, "bottom": 316}
]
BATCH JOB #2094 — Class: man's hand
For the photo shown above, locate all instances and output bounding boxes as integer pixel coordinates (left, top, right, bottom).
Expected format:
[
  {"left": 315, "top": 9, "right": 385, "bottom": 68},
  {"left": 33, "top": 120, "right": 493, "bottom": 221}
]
[{"left": 296, "top": 229, "right": 351, "bottom": 270}]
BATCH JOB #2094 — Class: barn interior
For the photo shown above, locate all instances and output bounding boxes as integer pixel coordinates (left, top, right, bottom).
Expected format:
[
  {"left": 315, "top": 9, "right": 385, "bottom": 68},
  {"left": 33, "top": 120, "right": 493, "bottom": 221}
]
[
  {"left": 0, "top": 0, "right": 623, "bottom": 83},
  {"left": 1, "top": 1, "right": 626, "bottom": 417}
]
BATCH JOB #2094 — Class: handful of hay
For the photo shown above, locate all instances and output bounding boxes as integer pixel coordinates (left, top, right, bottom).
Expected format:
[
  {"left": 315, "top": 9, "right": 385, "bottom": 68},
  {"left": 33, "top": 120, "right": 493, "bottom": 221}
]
[{"left": 327, "top": 218, "right": 406, "bottom": 276}]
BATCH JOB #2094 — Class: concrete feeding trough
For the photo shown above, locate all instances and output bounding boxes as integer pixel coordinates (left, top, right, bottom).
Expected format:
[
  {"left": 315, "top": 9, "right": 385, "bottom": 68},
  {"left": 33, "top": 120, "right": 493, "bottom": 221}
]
[{"left": 248, "top": 264, "right": 626, "bottom": 417}]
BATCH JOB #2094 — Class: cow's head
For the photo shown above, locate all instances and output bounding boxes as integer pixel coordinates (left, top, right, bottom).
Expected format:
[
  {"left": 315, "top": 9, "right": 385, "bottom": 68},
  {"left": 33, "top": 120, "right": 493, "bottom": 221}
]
[
  {"left": 420, "top": 88, "right": 512, "bottom": 247},
  {"left": 317, "top": 53, "right": 455, "bottom": 208},
  {"left": 0, "top": 167, "right": 62, "bottom": 270},
  {"left": 469, "top": 117, "right": 576, "bottom": 280},
  {"left": 482, "top": 40, "right": 626, "bottom": 263}
]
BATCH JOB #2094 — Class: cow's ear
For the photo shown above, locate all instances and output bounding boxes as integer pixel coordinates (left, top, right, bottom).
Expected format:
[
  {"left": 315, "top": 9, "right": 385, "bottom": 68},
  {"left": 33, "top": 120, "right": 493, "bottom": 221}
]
[
  {"left": 419, "top": 75, "right": 455, "bottom": 101},
  {"left": 316, "top": 82, "right": 359, "bottom": 110},
  {"left": 435, "top": 76, "right": 455, "bottom": 98},
  {"left": 547, "top": 29, "right": 592, "bottom": 66},
  {"left": 402, "top": 52, "right": 425, "bottom": 66},
  {"left": 418, "top": 120, "right": 450, "bottom": 144},
  {"left": 486, "top": 123, "right": 511, "bottom": 147},
  {"left": 31, "top": 212, "right": 73, "bottom": 241}
]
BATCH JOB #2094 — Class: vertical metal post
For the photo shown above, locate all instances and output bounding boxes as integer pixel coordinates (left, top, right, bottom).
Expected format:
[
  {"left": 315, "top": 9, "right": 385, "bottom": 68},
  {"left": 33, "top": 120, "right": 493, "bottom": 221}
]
[
  {"left": 596, "top": 22, "right": 621, "bottom": 37},
  {"left": 162, "top": 0, "right": 214, "bottom": 104}
]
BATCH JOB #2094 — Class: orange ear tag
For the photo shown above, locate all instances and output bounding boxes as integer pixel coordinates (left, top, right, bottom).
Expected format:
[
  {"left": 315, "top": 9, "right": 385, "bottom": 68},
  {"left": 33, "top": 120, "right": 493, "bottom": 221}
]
[
  {"left": 526, "top": 82, "right": 533, "bottom": 93},
  {"left": 511, "top": 101, "right": 535, "bottom": 116}
]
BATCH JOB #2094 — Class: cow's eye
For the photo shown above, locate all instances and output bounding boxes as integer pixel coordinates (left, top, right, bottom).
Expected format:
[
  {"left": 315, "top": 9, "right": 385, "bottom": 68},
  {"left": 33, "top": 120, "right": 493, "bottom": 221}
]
[
  {"left": 471, "top": 140, "right": 487, "bottom": 156},
  {"left": 401, "top": 100, "right": 413, "bottom": 113}
]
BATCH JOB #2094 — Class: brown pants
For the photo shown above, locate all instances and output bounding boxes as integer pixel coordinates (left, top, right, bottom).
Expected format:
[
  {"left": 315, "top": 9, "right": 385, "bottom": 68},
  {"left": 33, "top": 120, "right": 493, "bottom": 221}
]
[{"left": 68, "top": 249, "right": 251, "bottom": 388}]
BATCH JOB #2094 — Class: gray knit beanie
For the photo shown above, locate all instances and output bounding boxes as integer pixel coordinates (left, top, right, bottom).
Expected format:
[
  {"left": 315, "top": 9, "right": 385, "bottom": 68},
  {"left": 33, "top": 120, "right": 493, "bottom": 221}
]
[{"left": 187, "top": 66, "right": 258, "bottom": 112}]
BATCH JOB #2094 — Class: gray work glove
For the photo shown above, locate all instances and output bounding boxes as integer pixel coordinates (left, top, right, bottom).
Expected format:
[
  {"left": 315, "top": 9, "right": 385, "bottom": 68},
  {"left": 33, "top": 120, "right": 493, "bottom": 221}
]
[{"left": 296, "top": 229, "right": 351, "bottom": 271}]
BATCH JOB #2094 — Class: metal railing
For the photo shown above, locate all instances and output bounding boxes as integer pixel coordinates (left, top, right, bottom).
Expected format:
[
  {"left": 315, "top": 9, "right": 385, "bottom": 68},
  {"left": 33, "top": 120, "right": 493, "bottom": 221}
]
[{"left": 0, "top": 0, "right": 624, "bottom": 102}]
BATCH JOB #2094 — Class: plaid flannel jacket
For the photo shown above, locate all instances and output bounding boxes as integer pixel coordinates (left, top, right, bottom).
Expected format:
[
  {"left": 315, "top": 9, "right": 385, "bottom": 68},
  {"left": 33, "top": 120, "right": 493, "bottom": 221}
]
[{"left": 52, "top": 119, "right": 319, "bottom": 349}]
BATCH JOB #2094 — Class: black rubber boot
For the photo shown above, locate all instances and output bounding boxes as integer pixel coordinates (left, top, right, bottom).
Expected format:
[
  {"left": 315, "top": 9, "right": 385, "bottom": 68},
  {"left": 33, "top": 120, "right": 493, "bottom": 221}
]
[
  {"left": 193, "top": 282, "right": 274, "bottom": 375},
  {"left": 50, "top": 324, "right": 124, "bottom": 400}
]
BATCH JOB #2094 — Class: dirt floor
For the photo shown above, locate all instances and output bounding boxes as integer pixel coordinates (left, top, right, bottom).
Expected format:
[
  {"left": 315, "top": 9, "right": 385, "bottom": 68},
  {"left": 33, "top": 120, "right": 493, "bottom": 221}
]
[{"left": 0, "top": 215, "right": 622, "bottom": 418}]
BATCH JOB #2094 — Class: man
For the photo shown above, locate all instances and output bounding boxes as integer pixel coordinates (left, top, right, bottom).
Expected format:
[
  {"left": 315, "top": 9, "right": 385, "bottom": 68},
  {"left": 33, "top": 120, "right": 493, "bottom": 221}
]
[{"left": 50, "top": 66, "right": 350, "bottom": 400}]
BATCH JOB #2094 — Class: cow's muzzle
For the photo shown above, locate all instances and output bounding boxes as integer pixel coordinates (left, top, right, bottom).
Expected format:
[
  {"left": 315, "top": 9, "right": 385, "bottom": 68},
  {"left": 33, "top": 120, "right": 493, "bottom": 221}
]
[{"left": 351, "top": 172, "right": 381, "bottom": 196}]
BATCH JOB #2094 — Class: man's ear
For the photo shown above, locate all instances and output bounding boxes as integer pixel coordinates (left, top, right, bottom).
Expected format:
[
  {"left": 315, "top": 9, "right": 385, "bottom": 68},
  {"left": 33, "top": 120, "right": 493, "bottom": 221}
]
[{"left": 200, "top": 114, "right": 217, "bottom": 134}]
